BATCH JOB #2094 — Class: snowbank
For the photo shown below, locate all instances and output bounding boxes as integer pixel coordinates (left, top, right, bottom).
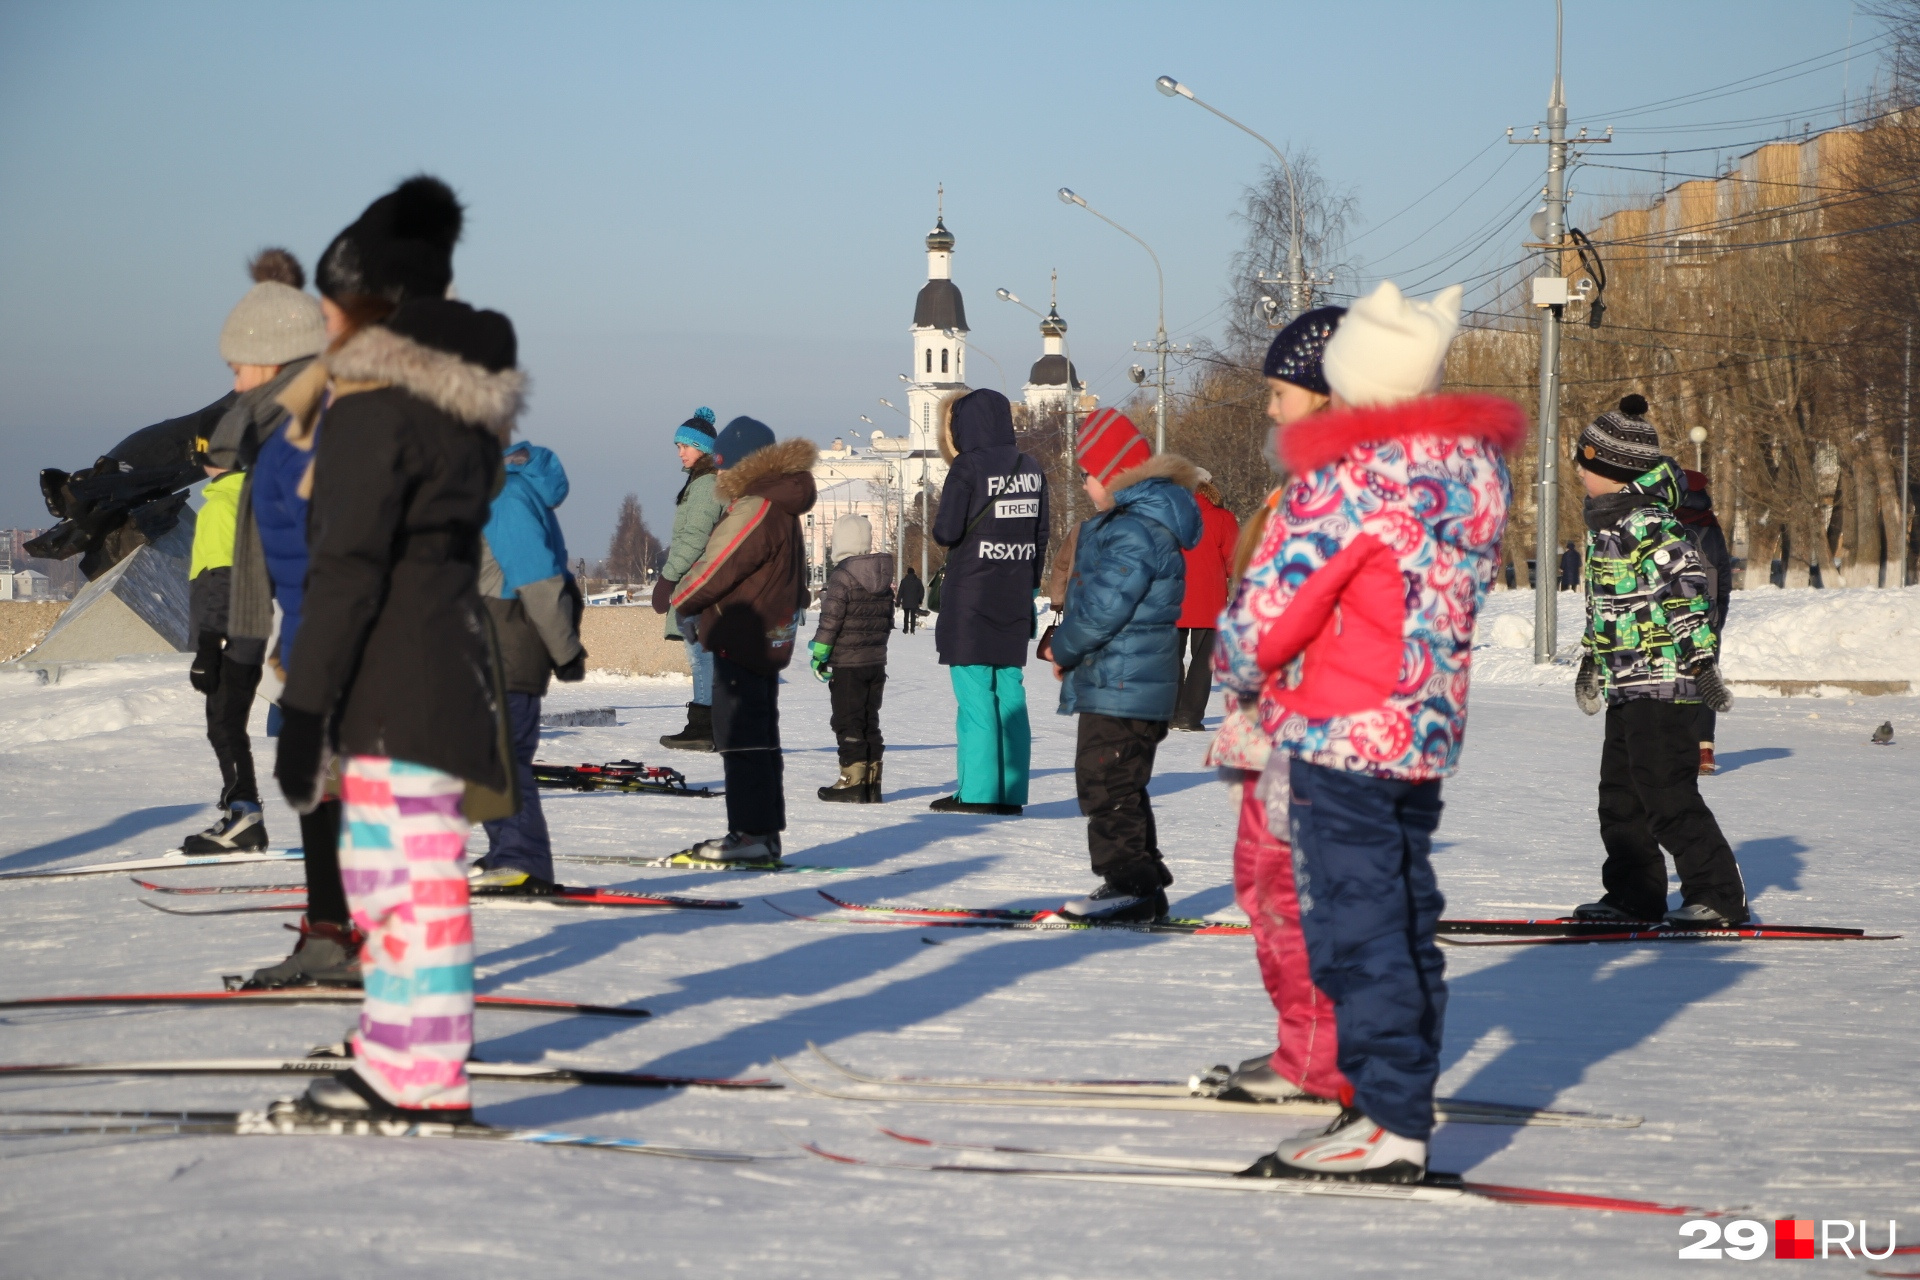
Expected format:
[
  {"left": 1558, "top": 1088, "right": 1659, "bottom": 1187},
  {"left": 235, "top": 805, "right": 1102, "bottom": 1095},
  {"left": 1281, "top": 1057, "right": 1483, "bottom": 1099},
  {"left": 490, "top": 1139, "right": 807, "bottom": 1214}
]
[{"left": 1469, "top": 586, "right": 1920, "bottom": 693}]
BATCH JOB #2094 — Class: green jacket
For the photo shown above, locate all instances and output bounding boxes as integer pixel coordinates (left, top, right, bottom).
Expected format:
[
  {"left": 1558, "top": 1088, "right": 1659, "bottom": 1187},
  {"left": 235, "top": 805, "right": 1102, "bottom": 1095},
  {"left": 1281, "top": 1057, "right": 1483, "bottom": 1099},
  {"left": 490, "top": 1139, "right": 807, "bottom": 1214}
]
[
  {"left": 663, "top": 461, "right": 724, "bottom": 639},
  {"left": 1581, "top": 459, "right": 1717, "bottom": 704},
  {"left": 190, "top": 470, "right": 245, "bottom": 579}
]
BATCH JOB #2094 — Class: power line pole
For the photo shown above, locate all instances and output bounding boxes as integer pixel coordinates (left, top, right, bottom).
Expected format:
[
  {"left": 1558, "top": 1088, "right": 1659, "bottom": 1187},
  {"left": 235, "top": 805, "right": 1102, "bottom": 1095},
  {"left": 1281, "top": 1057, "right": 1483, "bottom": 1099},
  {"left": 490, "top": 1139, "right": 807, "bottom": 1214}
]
[
  {"left": 1904, "top": 324, "right": 1912, "bottom": 587},
  {"left": 1511, "top": 0, "right": 1607, "bottom": 664}
]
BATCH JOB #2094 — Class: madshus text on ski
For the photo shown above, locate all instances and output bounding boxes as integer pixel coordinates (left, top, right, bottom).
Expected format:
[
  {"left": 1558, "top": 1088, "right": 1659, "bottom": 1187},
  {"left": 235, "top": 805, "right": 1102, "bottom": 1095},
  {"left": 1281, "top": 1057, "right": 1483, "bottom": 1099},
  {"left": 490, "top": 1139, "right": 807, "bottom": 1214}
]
[{"left": 9, "top": 171, "right": 1840, "bottom": 1197}]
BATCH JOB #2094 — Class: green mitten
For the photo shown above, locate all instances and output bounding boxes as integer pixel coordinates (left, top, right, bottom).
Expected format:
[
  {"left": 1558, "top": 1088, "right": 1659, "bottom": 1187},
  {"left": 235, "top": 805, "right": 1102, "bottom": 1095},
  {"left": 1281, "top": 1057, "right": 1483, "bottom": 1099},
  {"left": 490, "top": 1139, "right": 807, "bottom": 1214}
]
[{"left": 809, "top": 641, "right": 833, "bottom": 683}]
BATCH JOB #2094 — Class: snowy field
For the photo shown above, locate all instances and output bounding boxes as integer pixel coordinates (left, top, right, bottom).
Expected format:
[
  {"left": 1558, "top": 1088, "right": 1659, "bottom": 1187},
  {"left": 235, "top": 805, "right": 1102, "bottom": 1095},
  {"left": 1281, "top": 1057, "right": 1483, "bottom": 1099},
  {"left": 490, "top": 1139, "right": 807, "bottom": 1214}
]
[{"left": 0, "top": 611, "right": 1916, "bottom": 1278}]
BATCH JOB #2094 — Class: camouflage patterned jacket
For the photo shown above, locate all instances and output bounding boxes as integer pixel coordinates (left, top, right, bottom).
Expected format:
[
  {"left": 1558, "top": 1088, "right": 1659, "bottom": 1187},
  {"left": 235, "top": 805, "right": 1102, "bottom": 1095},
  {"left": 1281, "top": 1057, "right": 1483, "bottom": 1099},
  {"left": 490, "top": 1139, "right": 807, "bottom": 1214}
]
[{"left": 1581, "top": 459, "right": 1717, "bottom": 704}]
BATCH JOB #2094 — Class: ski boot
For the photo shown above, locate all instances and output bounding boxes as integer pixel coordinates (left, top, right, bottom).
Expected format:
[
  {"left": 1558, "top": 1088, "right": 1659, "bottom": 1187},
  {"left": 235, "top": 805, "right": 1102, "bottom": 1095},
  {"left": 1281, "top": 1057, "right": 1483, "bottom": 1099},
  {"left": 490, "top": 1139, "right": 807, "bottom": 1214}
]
[
  {"left": 1058, "top": 881, "right": 1168, "bottom": 925},
  {"left": 818, "top": 762, "right": 870, "bottom": 803},
  {"left": 1191, "top": 1054, "right": 1324, "bottom": 1103},
  {"left": 1570, "top": 899, "right": 1653, "bottom": 924},
  {"left": 285, "top": 1069, "right": 475, "bottom": 1128},
  {"left": 467, "top": 864, "right": 561, "bottom": 896},
  {"left": 659, "top": 703, "right": 715, "bottom": 753},
  {"left": 928, "top": 795, "right": 1021, "bottom": 816},
  {"left": 1664, "top": 900, "right": 1749, "bottom": 928},
  {"left": 1239, "top": 1107, "right": 1428, "bottom": 1184},
  {"left": 183, "top": 800, "right": 269, "bottom": 854},
  {"left": 673, "top": 831, "right": 782, "bottom": 865},
  {"left": 239, "top": 917, "right": 364, "bottom": 989}
]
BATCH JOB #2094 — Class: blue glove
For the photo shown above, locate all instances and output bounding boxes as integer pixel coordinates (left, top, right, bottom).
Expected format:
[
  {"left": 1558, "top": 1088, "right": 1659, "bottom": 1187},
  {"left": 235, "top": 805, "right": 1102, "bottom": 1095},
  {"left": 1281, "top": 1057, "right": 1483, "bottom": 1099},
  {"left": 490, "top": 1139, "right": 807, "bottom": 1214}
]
[{"left": 809, "top": 641, "right": 833, "bottom": 683}]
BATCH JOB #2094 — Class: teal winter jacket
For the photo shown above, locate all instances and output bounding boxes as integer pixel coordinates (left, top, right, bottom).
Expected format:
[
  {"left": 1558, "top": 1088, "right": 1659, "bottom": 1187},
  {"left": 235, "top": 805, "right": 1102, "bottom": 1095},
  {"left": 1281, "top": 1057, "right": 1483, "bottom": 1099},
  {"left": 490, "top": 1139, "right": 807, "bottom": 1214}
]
[{"left": 1052, "top": 456, "right": 1203, "bottom": 720}]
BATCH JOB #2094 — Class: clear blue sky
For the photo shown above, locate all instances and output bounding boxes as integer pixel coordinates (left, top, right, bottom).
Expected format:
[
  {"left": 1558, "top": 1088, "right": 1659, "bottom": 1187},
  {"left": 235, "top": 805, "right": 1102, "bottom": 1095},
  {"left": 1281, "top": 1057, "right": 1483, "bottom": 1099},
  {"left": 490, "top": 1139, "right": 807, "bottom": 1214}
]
[{"left": 0, "top": 0, "right": 1872, "bottom": 557}]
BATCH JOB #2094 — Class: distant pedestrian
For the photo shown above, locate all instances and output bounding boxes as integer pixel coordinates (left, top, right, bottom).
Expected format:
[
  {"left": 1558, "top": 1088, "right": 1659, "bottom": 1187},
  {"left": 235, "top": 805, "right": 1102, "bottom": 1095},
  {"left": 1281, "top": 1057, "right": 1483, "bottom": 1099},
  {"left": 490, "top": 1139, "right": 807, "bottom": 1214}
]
[
  {"left": 930, "top": 389, "right": 1049, "bottom": 815},
  {"left": 810, "top": 513, "right": 894, "bottom": 803},
  {"left": 1570, "top": 395, "right": 1745, "bottom": 926},
  {"left": 1678, "top": 467, "right": 1733, "bottom": 774},
  {"left": 897, "top": 565, "right": 924, "bottom": 633},
  {"left": 669, "top": 418, "right": 818, "bottom": 863},
  {"left": 1558, "top": 540, "right": 1581, "bottom": 591},
  {"left": 469, "top": 441, "right": 587, "bottom": 895},
  {"left": 1170, "top": 470, "right": 1239, "bottom": 731},
  {"left": 655, "top": 408, "right": 724, "bottom": 752},
  {"left": 1043, "top": 411, "right": 1201, "bottom": 923}
]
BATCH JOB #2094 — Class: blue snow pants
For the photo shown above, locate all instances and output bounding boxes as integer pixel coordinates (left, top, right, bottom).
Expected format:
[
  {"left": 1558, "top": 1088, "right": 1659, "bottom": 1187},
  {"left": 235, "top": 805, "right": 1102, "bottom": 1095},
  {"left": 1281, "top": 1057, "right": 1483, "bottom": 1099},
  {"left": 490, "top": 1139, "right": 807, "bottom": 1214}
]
[
  {"left": 1288, "top": 758, "right": 1446, "bottom": 1141},
  {"left": 949, "top": 665, "right": 1030, "bottom": 807},
  {"left": 481, "top": 692, "right": 553, "bottom": 880}
]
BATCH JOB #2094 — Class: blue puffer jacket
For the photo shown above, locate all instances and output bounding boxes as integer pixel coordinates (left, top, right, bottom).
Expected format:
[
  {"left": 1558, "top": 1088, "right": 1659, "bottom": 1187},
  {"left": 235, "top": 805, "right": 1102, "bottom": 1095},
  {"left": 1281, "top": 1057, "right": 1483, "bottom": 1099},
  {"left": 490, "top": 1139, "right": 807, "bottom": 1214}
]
[
  {"left": 251, "top": 421, "right": 315, "bottom": 668},
  {"left": 1052, "top": 456, "right": 1203, "bottom": 720}
]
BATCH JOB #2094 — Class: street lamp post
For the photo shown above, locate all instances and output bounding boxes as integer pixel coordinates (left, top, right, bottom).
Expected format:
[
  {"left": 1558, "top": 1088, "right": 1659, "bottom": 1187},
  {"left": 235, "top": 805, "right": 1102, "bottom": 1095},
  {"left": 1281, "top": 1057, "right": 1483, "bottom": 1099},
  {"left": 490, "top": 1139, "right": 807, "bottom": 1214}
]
[
  {"left": 1059, "top": 188, "right": 1175, "bottom": 453},
  {"left": 1156, "top": 75, "right": 1308, "bottom": 319}
]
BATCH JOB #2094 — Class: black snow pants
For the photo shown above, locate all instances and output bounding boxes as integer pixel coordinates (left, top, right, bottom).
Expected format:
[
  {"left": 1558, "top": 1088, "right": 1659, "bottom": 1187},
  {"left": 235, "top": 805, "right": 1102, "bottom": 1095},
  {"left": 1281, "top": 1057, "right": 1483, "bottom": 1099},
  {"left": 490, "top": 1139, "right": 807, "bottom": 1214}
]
[
  {"left": 1075, "top": 712, "right": 1172, "bottom": 892},
  {"left": 829, "top": 665, "right": 887, "bottom": 765},
  {"left": 204, "top": 656, "right": 262, "bottom": 806},
  {"left": 1171, "top": 628, "right": 1216, "bottom": 728},
  {"left": 300, "top": 799, "right": 349, "bottom": 926},
  {"left": 1597, "top": 698, "right": 1747, "bottom": 921},
  {"left": 714, "top": 654, "right": 785, "bottom": 836}
]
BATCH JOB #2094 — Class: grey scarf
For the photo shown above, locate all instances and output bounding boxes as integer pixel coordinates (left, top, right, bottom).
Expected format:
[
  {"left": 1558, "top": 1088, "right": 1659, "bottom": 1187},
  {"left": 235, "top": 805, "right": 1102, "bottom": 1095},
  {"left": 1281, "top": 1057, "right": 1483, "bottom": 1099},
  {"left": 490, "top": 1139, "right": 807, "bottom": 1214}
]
[{"left": 221, "top": 357, "right": 316, "bottom": 648}]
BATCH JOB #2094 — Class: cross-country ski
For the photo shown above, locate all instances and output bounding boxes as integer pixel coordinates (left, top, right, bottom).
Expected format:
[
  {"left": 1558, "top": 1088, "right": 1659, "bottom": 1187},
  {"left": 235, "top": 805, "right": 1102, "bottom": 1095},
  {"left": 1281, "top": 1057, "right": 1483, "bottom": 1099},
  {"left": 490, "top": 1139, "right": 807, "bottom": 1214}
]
[
  {"left": 0, "top": 990, "right": 652, "bottom": 1019},
  {"left": 0, "top": 1058, "right": 778, "bottom": 1090},
  {"left": 135, "top": 886, "right": 744, "bottom": 914},
  {"left": 0, "top": 849, "right": 305, "bottom": 880}
]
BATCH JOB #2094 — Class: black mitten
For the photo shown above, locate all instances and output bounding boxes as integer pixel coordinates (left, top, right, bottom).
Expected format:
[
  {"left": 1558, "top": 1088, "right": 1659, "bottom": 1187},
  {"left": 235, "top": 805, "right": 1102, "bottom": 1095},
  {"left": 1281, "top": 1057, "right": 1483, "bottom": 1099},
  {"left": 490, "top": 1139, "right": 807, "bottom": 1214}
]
[
  {"left": 274, "top": 706, "right": 330, "bottom": 814},
  {"left": 1574, "top": 653, "right": 1603, "bottom": 716},
  {"left": 1693, "top": 660, "right": 1734, "bottom": 714},
  {"left": 189, "top": 632, "right": 224, "bottom": 695}
]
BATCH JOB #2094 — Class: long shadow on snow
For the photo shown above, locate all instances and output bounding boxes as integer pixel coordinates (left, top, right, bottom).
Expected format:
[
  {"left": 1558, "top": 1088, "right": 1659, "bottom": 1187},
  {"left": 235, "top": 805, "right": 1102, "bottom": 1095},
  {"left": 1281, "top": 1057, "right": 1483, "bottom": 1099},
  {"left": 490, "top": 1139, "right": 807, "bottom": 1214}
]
[
  {"left": 1018, "top": 767, "right": 1218, "bottom": 821},
  {"left": 1713, "top": 746, "right": 1792, "bottom": 774},
  {"left": 482, "top": 920, "right": 1164, "bottom": 1128},
  {"left": 0, "top": 804, "right": 207, "bottom": 872}
]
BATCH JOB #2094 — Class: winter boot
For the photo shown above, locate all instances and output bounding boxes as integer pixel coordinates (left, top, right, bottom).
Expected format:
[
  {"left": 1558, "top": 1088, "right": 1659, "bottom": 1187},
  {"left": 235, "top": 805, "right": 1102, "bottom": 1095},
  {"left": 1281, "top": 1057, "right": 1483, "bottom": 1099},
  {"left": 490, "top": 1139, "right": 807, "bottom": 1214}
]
[
  {"left": 284, "top": 1069, "right": 475, "bottom": 1128},
  {"left": 467, "top": 865, "right": 561, "bottom": 896},
  {"left": 817, "top": 762, "right": 869, "bottom": 803},
  {"left": 865, "top": 757, "right": 883, "bottom": 804},
  {"left": 183, "top": 801, "right": 270, "bottom": 854},
  {"left": 673, "top": 831, "right": 782, "bottom": 865},
  {"left": 1192, "top": 1053, "right": 1324, "bottom": 1103},
  {"left": 928, "top": 795, "right": 1021, "bottom": 816},
  {"left": 660, "top": 703, "right": 715, "bottom": 753},
  {"left": 1698, "top": 745, "right": 1717, "bottom": 776},
  {"left": 1240, "top": 1107, "right": 1428, "bottom": 1184},
  {"left": 1665, "top": 900, "right": 1749, "bottom": 928},
  {"left": 240, "top": 917, "right": 364, "bottom": 989},
  {"left": 1059, "top": 881, "right": 1168, "bottom": 925}
]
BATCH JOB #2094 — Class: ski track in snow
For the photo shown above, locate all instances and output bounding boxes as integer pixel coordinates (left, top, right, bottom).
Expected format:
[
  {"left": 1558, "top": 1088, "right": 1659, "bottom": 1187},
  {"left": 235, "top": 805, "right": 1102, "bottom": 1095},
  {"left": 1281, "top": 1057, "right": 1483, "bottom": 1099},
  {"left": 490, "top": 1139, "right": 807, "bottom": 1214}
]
[{"left": 0, "top": 621, "right": 1915, "bottom": 1277}]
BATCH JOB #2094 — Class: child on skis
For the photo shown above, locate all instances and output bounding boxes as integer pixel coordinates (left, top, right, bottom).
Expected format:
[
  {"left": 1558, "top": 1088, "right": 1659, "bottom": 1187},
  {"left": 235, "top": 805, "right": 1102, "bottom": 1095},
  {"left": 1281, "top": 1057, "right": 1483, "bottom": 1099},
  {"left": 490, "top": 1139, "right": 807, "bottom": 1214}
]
[
  {"left": 1570, "top": 396, "right": 1745, "bottom": 925},
  {"left": 1218, "top": 281, "right": 1522, "bottom": 1184},
  {"left": 183, "top": 249, "right": 329, "bottom": 854},
  {"left": 1042, "top": 410, "right": 1201, "bottom": 924},
  {"left": 810, "top": 513, "right": 894, "bottom": 804},
  {"left": 1198, "top": 306, "right": 1351, "bottom": 1107}
]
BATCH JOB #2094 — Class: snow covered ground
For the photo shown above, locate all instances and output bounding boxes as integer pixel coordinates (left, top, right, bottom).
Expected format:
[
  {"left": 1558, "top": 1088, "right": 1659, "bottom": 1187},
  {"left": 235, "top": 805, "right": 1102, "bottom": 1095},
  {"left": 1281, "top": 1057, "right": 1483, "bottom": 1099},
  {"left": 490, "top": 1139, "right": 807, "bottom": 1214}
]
[{"left": 0, "top": 628, "right": 1915, "bottom": 1277}]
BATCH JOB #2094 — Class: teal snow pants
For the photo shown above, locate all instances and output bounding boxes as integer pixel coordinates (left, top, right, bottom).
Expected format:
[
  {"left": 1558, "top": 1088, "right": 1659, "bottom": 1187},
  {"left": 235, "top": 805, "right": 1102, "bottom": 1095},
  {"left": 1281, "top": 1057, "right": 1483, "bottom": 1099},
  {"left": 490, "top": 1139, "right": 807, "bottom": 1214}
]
[{"left": 949, "top": 665, "right": 1030, "bottom": 807}]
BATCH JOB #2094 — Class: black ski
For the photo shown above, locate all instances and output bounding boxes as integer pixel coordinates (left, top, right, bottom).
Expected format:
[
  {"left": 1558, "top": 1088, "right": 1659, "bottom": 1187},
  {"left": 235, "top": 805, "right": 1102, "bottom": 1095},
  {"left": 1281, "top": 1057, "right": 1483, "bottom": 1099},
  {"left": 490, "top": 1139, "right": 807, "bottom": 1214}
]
[
  {"left": 0, "top": 1058, "right": 776, "bottom": 1091},
  {"left": 534, "top": 760, "right": 718, "bottom": 797},
  {"left": 0, "top": 989, "right": 650, "bottom": 1019}
]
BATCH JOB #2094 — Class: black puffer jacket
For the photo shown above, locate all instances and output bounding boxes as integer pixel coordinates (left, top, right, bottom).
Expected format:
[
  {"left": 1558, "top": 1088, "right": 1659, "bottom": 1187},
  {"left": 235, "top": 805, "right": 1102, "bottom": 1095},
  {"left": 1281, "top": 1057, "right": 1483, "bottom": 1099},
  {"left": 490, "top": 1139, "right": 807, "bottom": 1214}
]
[
  {"left": 282, "top": 300, "right": 525, "bottom": 792},
  {"left": 812, "top": 552, "right": 894, "bottom": 669}
]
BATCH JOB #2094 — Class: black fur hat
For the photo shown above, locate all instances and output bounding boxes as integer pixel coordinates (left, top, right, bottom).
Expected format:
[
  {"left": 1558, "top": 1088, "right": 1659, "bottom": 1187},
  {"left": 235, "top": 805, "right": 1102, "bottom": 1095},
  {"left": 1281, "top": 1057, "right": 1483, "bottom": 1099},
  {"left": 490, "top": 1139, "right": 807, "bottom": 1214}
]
[{"left": 316, "top": 175, "right": 463, "bottom": 305}]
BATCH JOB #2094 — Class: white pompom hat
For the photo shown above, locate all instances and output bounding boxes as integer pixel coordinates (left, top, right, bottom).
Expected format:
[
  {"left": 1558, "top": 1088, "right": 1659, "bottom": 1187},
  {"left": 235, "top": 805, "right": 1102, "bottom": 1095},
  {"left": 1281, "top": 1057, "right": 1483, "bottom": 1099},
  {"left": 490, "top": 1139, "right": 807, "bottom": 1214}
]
[{"left": 1322, "top": 280, "right": 1464, "bottom": 408}]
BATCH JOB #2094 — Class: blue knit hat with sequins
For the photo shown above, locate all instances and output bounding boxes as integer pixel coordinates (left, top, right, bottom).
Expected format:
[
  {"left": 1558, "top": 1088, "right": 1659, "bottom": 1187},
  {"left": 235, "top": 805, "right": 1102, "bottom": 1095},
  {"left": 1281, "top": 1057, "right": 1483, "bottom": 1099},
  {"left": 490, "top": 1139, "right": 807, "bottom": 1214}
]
[
  {"left": 1262, "top": 306, "right": 1346, "bottom": 394},
  {"left": 673, "top": 406, "right": 717, "bottom": 453}
]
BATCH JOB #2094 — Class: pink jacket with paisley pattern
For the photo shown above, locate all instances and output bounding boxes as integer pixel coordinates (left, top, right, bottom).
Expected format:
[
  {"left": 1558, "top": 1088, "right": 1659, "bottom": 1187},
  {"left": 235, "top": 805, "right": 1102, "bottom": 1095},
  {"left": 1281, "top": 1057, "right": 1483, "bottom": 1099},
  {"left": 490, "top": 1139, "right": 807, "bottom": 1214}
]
[{"left": 1214, "top": 393, "right": 1525, "bottom": 782}]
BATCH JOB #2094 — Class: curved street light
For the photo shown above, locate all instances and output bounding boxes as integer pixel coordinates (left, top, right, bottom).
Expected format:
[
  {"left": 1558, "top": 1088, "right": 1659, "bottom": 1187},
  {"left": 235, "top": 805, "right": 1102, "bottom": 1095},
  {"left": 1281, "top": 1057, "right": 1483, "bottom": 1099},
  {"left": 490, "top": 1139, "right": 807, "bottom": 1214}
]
[
  {"left": 1156, "top": 75, "right": 1308, "bottom": 320},
  {"left": 1058, "top": 188, "right": 1172, "bottom": 451}
]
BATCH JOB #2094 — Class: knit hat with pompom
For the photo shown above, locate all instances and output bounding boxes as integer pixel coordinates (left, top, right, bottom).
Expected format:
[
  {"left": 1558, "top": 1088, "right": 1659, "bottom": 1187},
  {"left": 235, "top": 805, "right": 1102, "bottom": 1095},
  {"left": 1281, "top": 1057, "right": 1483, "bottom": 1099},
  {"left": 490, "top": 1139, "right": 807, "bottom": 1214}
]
[{"left": 219, "top": 248, "right": 326, "bottom": 365}]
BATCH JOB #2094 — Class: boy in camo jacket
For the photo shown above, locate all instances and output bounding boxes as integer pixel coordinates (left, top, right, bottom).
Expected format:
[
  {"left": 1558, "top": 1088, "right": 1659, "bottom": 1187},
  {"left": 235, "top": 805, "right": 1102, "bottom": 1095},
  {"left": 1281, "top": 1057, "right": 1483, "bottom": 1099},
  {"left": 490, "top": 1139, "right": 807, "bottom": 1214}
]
[{"left": 1571, "top": 395, "right": 1747, "bottom": 927}]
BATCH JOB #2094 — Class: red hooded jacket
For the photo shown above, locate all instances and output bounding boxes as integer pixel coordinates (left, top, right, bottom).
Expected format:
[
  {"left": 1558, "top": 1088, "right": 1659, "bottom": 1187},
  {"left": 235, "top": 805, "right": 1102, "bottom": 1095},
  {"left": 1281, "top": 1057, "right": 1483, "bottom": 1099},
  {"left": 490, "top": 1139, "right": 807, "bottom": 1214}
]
[{"left": 1178, "top": 488, "right": 1240, "bottom": 628}]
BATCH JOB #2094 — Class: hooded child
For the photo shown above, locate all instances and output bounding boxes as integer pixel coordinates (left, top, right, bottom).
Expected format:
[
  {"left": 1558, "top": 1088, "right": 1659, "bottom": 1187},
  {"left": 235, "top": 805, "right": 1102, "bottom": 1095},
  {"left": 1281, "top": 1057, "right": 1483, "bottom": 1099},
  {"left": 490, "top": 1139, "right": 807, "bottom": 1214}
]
[
  {"left": 810, "top": 513, "right": 895, "bottom": 803},
  {"left": 1570, "top": 396, "right": 1746, "bottom": 924},
  {"left": 655, "top": 408, "right": 725, "bottom": 751},
  {"left": 1196, "top": 306, "right": 1352, "bottom": 1107},
  {"left": 1218, "top": 281, "right": 1522, "bottom": 1183},
  {"left": 274, "top": 175, "right": 524, "bottom": 1124},
  {"left": 184, "top": 249, "right": 328, "bottom": 856},
  {"left": 1042, "top": 410, "right": 1202, "bottom": 923},
  {"left": 468, "top": 442, "right": 587, "bottom": 894},
  {"left": 669, "top": 417, "right": 818, "bottom": 863},
  {"left": 929, "top": 388, "right": 1050, "bottom": 815}
]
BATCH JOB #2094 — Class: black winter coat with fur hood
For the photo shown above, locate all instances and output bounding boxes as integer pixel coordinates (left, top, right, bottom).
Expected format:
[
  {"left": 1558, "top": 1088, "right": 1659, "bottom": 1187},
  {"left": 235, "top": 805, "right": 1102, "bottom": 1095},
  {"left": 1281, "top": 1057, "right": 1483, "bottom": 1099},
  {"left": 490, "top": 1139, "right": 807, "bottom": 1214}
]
[{"left": 281, "top": 300, "right": 524, "bottom": 793}]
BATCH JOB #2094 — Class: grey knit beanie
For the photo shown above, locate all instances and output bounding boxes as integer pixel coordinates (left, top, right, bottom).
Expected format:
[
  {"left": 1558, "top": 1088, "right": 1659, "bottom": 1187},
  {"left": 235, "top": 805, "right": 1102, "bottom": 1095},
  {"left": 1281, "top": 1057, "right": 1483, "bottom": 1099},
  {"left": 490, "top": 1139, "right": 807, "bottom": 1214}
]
[
  {"left": 1577, "top": 393, "right": 1661, "bottom": 483},
  {"left": 219, "top": 249, "right": 326, "bottom": 366}
]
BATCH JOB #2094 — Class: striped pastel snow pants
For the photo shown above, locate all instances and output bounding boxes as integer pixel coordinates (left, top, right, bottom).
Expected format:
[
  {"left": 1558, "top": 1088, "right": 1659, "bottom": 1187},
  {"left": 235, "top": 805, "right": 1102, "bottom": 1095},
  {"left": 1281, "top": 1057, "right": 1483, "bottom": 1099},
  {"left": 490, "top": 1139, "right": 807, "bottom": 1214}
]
[{"left": 340, "top": 756, "right": 473, "bottom": 1112}]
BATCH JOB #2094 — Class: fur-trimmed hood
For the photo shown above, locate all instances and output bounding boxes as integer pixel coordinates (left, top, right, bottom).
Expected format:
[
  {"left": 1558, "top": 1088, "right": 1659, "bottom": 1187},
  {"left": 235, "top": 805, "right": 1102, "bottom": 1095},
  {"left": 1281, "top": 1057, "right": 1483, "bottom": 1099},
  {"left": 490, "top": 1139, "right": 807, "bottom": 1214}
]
[
  {"left": 716, "top": 436, "right": 819, "bottom": 513},
  {"left": 938, "top": 387, "right": 1015, "bottom": 464},
  {"left": 1107, "top": 452, "right": 1201, "bottom": 497},
  {"left": 329, "top": 323, "right": 528, "bottom": 435},
  {"left": 1280, "top": 392, "right": 1526, "bottom": 476}
]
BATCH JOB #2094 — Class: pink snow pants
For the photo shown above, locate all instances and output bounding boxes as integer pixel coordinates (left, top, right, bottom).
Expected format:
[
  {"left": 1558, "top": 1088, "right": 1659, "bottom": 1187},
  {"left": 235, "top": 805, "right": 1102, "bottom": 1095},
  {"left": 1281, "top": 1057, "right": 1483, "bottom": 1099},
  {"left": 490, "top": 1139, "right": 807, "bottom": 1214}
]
[
  {"left": 1231, "top": 771, "right": 1349, "bottom": 1100},
  {"left": 339, "top": 756, "right": 473, "bottom": 1112}
]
